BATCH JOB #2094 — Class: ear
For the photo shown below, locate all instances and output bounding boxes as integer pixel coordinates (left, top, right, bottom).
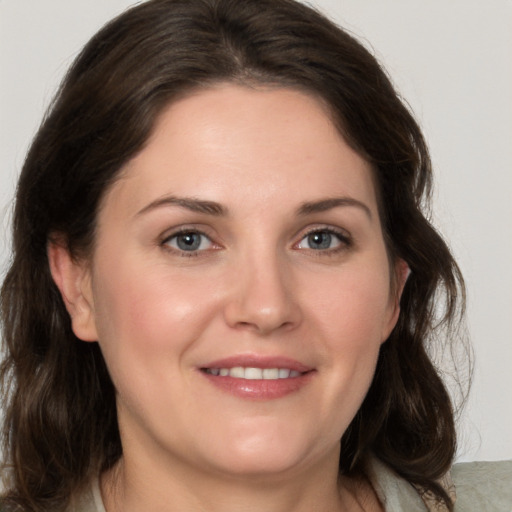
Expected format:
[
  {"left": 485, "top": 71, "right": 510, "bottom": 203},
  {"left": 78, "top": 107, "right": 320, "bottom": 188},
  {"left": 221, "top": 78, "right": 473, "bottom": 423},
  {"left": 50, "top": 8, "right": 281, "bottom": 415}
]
[
  {"left": 47, "top": 239, "right": 98, "bottom": 342},
  {"left": 381, "top": 258, "right": 410, "bottom": 342}
]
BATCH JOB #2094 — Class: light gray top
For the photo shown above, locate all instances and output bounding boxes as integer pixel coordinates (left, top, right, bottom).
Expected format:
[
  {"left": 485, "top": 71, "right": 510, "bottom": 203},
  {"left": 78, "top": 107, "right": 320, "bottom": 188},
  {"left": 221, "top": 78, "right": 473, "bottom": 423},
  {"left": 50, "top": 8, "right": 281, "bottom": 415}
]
[{"left": 71, "top": 458, "right": 512, "bottom": 511}]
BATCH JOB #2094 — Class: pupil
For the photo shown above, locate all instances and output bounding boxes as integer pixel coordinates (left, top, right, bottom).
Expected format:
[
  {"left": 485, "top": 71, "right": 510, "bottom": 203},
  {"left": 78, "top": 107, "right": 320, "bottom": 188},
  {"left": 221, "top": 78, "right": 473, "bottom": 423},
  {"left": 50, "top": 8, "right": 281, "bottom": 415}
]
[
  {"left": 309, "top": 232, "right": 331, "bottom": 249},
  {"left": 177, "top": 233, "right": 200, "bottom": 251}
]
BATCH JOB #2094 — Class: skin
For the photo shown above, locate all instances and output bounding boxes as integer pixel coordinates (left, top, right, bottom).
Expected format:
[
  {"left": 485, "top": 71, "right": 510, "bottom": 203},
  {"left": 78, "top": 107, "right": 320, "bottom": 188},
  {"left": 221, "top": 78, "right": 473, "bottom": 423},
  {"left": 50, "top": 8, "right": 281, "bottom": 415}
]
[{"left": 50, "top": 84, "right": 407, "bottom": 512}]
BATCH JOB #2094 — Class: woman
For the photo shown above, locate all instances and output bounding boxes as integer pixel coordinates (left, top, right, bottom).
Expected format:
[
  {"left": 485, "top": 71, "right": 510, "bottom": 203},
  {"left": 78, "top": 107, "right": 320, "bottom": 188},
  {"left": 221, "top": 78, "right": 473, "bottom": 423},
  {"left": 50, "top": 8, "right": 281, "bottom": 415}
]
[{"left": 1, "top": 0, "right": 508, "bottom": 511}]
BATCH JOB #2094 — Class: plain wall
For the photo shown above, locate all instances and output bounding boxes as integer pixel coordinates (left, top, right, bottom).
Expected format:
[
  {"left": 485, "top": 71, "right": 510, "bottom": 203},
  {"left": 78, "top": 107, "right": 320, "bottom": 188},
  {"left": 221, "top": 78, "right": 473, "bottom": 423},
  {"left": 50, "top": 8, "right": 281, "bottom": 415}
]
[{"left": 1, "top": 0, "right": 511, "bottom": 463}]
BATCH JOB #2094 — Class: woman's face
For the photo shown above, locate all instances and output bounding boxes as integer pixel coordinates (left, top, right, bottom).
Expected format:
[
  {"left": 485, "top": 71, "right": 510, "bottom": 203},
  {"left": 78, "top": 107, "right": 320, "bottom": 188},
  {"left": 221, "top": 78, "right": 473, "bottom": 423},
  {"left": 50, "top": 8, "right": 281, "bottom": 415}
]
[{"left": 68, "top": 85, "right": 402, "bottom": 479}]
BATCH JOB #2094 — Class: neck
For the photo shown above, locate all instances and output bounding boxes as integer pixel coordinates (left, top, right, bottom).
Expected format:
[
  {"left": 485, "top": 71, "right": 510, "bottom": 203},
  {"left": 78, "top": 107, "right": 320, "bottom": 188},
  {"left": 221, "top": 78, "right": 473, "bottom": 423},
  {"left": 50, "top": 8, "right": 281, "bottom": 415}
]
[
  {"left": 100, "top": 412, "right": 383, "bottom": 512},
  {"left": 101, "top": 448, "right": 355, "bottom": 512}
]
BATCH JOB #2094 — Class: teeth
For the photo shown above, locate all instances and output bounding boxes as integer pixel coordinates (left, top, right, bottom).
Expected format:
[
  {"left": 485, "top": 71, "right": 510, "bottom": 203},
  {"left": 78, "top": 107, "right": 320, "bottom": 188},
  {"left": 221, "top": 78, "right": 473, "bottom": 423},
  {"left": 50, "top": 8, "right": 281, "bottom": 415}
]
[
  {"left": 230, "top": 366, "right": 245, "bottom": 378},
  {"left": 205, "top": 367, "right": 303, "bottom": 380},
  {"left": 263, "top": 368, "right": 279, "bottom": 379},
  {"left": 244, "top": 367, "right": 263, "bottom": 379}
]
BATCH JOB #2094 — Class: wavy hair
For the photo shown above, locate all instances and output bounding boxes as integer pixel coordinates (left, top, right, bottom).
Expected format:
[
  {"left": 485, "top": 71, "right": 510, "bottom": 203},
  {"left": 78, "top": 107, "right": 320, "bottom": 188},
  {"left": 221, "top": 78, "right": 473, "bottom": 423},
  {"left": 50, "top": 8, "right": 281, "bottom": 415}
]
[{"left": 1, "top": 0, "right": 467, "bottom": 510}]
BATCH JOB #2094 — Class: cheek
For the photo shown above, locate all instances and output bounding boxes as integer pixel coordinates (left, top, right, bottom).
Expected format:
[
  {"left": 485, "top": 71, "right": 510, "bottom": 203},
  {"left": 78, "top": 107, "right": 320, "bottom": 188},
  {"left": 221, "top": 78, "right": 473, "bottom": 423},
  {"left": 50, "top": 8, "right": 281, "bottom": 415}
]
[
  {"left": 307, "top": 262, "right": 393, "bottom": 348},
  {"left": 302, "top": 261, "right": 392, "bottom": 420},
  {"left": 89, "top": 257, "right": 220, "bottom": 376}
]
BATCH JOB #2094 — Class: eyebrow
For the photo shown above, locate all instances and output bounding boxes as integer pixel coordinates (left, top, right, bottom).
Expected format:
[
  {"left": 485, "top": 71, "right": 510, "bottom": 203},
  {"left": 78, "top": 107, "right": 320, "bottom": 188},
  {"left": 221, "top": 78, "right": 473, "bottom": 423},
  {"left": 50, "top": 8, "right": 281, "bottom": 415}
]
[
  {"left": 135, "top": 195, "right": 371, "bottom": 219},
  {"left": 297, "top": 197, "right": 372, "bottom": 219},
  {"left": 136, "top": 195, "right": 227, "bottom": 217}
]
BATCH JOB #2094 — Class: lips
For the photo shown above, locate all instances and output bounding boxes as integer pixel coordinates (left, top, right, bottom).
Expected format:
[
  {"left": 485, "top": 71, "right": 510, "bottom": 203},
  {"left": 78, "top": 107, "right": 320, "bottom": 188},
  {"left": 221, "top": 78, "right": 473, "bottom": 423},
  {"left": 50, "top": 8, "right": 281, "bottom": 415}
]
[{"left": 199, "top": 355, "right": 315, "bottom": 400}]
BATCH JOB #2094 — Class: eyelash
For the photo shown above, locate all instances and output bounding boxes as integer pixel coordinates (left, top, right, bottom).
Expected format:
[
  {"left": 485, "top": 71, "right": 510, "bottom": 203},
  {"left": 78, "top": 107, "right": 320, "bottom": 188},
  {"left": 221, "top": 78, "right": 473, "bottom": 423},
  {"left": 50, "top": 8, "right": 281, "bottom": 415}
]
[
  {"left": 160, "top": 226, "right": 352, "bottom": 258},
  {"left": 160, "top": 228, "right": 217, "bottom": 258},
  {"left": 295, "top": 227, "right": 352, "bottom": 255}
]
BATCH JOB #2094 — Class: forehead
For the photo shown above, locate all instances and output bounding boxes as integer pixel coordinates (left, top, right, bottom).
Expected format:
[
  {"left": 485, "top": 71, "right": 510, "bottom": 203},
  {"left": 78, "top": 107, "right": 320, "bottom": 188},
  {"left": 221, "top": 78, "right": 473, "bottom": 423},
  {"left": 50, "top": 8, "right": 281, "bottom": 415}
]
[{"left": 101, "top": 84, "right": 378, "bottom": 218}]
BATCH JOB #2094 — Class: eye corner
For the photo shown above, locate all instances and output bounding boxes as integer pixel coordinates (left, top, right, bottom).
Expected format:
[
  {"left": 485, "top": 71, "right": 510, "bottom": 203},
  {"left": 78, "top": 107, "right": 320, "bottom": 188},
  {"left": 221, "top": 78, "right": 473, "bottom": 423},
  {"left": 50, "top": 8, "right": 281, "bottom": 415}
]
[
  {"left": 293, "top": 226, "right": 353, "bottom": 254},
  {"left": 160, "top": 228, "right": 220, "bottom": 256}
]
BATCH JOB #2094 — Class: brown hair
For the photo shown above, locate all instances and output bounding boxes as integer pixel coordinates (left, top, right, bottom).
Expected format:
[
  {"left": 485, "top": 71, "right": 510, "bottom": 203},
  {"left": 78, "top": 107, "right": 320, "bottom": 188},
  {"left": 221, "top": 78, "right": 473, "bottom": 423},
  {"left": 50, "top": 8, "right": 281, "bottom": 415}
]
[{"left": 1, "top": 0, "right": 467, "bottom": 510}]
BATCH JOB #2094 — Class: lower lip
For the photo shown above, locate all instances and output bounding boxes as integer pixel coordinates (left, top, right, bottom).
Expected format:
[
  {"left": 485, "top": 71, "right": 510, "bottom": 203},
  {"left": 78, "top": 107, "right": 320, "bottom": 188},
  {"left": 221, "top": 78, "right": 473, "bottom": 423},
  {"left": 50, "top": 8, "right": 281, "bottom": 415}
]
[{"left": 200, "top": 371, "right": 315, "bottom": 400}]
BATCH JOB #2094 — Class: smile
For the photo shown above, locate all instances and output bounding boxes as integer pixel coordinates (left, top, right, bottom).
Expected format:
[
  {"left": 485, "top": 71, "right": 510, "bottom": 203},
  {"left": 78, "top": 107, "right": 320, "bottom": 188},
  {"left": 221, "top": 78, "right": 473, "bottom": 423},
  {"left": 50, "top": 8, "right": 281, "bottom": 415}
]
[
  {"left": 203, "top": 367, "right": 302, "bottom": 379},
  {"left": 199, "top": 357, "right": 315, "bottom": 400}
]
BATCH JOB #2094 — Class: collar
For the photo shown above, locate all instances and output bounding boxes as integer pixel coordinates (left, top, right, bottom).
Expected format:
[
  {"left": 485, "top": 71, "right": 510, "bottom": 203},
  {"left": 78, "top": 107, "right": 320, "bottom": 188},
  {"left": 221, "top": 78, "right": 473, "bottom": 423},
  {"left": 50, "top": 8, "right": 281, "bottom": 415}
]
[{"left": 365, "top": 456, "right": 456, "bottom": 511}]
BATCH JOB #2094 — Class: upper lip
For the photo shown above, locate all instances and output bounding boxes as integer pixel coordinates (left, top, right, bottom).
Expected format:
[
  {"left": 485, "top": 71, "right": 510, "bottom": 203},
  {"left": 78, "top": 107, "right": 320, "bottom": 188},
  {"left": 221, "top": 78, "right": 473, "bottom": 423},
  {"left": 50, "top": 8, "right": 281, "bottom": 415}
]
[{"left": 200, "top": 354, "right": 314, "bottom": 373}]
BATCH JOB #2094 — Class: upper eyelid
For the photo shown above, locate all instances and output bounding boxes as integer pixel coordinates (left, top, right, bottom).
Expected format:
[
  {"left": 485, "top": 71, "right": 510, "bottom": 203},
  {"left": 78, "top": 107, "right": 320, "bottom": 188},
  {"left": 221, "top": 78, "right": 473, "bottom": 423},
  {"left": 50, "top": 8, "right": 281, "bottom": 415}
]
[
  {"left": 157, "top": 224, "right": 352, "bottom": 249},
  {"left": 163, "top": 230, "right": 211, "bottom": 242},
  {"left": 293, "top": 226, "right": 354, "bottom": 252},
  {"left": 160, "top": 225, "right": 215, "bottom": 243},
  {"left": 294, "top": 224, "right": 351, "bottom": 242},
  {"left": 160, "top": 229, "right": 219, "bottom": 257}
]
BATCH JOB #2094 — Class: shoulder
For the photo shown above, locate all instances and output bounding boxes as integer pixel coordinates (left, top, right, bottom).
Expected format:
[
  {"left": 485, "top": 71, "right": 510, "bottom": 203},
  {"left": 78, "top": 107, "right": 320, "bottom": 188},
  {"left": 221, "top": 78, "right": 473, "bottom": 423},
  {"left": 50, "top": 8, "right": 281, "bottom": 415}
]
[
  {"left": 365, "top": 457, "right": 435, "bottom": 511},
  {"left": 367, "top": 456, "right": 512, "bottom": 512},
  {"left": 67, "top": 479, "right": 106, "bottom": 512},
  {"left": 452, "top": 460, "right": 512, "bottom": 512}
]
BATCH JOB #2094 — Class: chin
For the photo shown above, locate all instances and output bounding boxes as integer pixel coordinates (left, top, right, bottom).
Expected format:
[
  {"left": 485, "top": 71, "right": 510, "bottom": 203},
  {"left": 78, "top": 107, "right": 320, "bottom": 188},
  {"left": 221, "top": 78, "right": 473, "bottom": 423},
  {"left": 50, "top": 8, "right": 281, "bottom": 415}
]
[
  {"left": 208, "top": 448, "right": 308, "bottom": 479},
  {"left": 198, "top": 419, "right": 328, "bottom": 478}
]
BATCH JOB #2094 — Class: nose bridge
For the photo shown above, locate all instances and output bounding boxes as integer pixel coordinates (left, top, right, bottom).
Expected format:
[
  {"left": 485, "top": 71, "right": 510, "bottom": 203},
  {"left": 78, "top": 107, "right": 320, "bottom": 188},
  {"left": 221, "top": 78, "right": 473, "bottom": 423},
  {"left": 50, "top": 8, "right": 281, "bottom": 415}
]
[{"left": 224, "top": 242, "right": 300, "bottom": 334}]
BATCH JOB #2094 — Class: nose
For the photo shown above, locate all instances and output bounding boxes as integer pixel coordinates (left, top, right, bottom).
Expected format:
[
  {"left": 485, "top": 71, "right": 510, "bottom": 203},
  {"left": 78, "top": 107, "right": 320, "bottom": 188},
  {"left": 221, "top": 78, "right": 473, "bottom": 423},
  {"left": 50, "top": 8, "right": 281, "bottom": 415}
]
[{"left": 223, "top": 252, "right": 302, "bottom": 336}]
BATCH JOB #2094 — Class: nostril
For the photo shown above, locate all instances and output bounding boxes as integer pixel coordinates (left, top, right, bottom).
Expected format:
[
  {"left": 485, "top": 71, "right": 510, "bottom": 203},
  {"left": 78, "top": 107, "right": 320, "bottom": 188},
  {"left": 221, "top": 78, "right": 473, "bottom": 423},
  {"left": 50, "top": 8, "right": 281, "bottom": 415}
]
[{"left": 223, "top": 272, "right": 302, "bottom": 334}]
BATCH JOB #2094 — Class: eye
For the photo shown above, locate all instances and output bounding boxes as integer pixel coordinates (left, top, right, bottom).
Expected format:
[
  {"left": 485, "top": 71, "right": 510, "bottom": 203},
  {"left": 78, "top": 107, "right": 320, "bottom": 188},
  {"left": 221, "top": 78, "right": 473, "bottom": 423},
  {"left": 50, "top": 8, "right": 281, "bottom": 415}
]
[
  {"left": 296, "top": 229, "right": 349, "bottom": 251},
  {"left": 163, "top": 231, "right": 214, "bottom": 253}
]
